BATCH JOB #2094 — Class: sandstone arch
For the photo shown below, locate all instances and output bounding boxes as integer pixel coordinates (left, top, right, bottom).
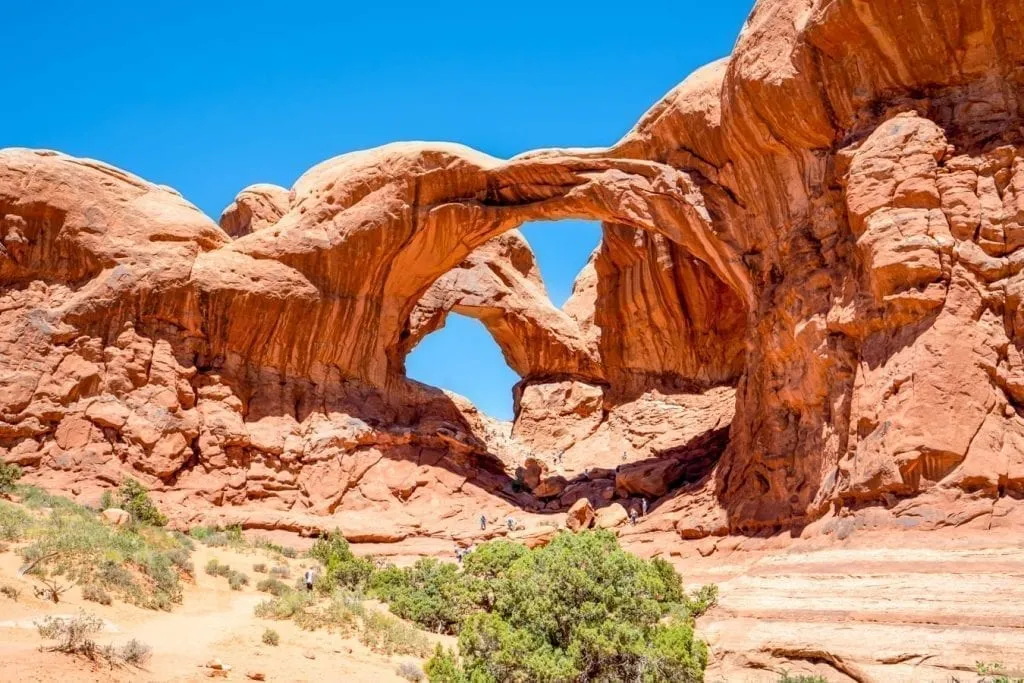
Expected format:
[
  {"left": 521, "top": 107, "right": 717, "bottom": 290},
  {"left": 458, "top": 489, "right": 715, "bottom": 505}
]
[
  {"left": 6, "top": 0, "right": 1024, "bottom": 543},
  {"left": 188, "top": 144, "right": 752, "bottom": 391}
]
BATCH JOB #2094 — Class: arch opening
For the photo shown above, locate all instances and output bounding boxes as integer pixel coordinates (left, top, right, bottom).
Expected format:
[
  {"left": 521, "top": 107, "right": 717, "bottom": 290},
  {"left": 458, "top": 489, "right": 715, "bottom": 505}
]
[
  {"left": 406, "top": 312, "right": 520, "bottom": 420},
  {"left": 518, "top": 219, "right": 602, "bottom": 308}
]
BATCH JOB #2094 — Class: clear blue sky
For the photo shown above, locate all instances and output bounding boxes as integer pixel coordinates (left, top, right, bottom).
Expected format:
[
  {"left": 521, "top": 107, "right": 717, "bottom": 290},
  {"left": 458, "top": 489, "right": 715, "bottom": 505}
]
[{"left": 5, "top": 0, "right": 753, "bottom": 420}]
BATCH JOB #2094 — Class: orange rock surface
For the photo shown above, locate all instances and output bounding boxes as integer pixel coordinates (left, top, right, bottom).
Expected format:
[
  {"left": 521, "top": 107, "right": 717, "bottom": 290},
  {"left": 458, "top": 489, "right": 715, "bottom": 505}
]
[{"left": 4, "top": 0, "right": 1024, "bottom": 675}]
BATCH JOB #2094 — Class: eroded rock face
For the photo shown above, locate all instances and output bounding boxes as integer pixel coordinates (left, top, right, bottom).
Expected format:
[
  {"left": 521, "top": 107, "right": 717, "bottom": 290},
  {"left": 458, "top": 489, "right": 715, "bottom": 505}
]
[
  {"left": 3, "top": 0, "right": 1024, "bottom": 549},
  {"left": 402, "top": 231, "right": 601, "bottom": 381}
]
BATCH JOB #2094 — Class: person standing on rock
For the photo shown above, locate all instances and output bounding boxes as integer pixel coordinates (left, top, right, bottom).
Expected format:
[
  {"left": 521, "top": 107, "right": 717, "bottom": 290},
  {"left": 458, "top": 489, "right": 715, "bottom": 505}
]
[
  {"left": 641, "top": 498, "right": 648, "bottom": 517},
  {"left": 629, "top": 508, "right": 638, "bottom": 526},
  {"left": 506, "top": 516, "right": 515, "bottom": 531},
  {"left": 480, "top": 514, "right": 487, "bottom": 531}
]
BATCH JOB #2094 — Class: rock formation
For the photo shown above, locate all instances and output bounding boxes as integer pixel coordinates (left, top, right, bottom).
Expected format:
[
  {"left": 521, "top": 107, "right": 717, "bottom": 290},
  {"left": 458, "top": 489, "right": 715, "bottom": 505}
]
[{"left": 4, "top": 0, "right": 1024, "bottom": 560}]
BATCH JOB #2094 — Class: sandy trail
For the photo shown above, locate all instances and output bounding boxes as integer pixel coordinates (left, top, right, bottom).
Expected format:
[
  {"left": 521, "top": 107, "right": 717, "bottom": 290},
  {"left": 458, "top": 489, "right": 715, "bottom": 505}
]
[{"left": 0, "top": 544, "right": 419, "bottom": 682}]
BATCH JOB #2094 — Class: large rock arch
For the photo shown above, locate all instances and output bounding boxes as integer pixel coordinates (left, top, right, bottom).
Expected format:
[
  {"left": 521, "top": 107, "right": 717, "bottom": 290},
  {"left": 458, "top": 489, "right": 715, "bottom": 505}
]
[
  {"left": 5, "top": 0, "right": 1024, "bottom": 543},
  {"left": 190, "top": 145, "right": 752, "bottom": 390}
]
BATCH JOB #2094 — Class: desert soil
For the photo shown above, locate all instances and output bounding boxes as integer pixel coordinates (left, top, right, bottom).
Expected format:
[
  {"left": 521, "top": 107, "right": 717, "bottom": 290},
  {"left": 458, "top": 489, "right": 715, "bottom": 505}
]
[{"left": 0, "top": 543, "right": 450, "bottom": 682}]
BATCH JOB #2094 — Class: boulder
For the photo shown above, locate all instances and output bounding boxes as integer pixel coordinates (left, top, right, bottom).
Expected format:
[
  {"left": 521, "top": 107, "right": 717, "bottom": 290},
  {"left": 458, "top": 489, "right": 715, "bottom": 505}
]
[
  {"left": 566, "top": 498, "right": 595, "bottom": 532},
  {"left": 595, "top": 503, "right": 628, "bottom": 529},
  {"left": 520, "top": 457, "right": 547, "bottom": 490},
  {"left": 101, "top": 508, "right": 130, "bottom": 526},
  {"left": 533, "top": 475, "right": 568, "bottom": 500}
]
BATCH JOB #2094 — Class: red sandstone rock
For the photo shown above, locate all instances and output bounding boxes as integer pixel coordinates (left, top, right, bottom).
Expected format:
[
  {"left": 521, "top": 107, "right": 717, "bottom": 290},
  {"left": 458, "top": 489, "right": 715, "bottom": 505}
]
[
  {"left": 565, "top": 498, "right": 595, "bottom": 532},
  {"left": 100, "top": 508, "right": 130, "bottom": 526},
  {"left": 595, "top": 503, "right": 628, "bottom": 529},
  {"left": 3, "top": 0, "right": 1024, "bottom": 552}
]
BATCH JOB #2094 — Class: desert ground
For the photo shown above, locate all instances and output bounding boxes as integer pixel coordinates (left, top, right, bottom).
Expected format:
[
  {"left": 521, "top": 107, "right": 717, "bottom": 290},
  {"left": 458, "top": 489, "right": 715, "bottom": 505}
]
[{"left": 0, "top": 526, "right": 452, "bottom": 683}]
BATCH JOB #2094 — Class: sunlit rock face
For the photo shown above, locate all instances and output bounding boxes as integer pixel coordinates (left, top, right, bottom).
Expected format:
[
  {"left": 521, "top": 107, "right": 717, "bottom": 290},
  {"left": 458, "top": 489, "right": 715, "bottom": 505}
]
[{"left": 5, "top": 0, "right": 1024, "bottom": 547}]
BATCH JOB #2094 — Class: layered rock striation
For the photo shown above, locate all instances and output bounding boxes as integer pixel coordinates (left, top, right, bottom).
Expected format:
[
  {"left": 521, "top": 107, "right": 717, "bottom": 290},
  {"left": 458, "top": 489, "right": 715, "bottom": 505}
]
[{"left": 4, "top": 0, "right": 1024, "bottom": 550}]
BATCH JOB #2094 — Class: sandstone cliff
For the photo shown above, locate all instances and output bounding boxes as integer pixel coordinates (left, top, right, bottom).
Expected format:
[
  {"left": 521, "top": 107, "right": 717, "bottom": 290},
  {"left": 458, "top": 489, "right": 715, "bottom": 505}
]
[{"left": 3, "top": 0, "right": 1024, "bottom": 562}]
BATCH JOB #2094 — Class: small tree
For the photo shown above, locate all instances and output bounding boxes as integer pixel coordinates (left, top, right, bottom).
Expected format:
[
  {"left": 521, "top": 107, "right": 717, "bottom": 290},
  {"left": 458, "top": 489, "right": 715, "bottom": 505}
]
[
  {"left": 0, "top": 460, "right": 23, "bottom": 495},
  {"left": 425, "top": 530, "right": 707, "bottom": 682},
  {"left": 117, "top": 478, "right": 167, "bottom": 526},
  {"left": 309, "top": 532, "right": 374, "bottom": 591}
]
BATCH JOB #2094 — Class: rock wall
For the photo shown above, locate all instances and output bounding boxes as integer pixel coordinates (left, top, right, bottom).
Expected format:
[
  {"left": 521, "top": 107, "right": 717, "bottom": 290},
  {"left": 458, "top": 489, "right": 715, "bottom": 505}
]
[{"left": 4, "top": 0, "right": 1024, "bottom": 544}]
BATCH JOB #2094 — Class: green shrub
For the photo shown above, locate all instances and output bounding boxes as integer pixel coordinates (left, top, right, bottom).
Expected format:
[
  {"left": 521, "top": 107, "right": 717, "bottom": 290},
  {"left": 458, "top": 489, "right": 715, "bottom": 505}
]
[
  {"left": 98, "top": 490, "right": 115, "bottom": 511},
  {"left": 1, "top": 584, "right": 21, "bottom": 601},
  {"left": 0, "top": 500, "right": 32, "bottom": 541},
  {"left": 462, "top": 539, "right": 527, "bottom": 579},
  {"left": 424, "top": 530, "right": 706, "bottom": 683},
  {"left": 975, "top": 662, "right": 1024, "bottom": 683},
  {"left": 205, "top": 558, "right": 228, "bottom": 576},
  {"left": 18, "top": 500, "right": 191, "bottom": 611},
  {"left": 778, "top": 675, "right": 830, "bottom": 683},
  {"left": 117, "top": 638, "right": 152, "bottom": 666},
  {"left": 369, "top": 558, "right": 478, "bottom": 634},
  {"left": 189, "top": 525, "right": 244, "bottom": 548},
  {"left": 224, "top": 525, "right": 246, "bottom": 548},
  {"left": 170, "top": 531, "right": 195, "bottom": 551},
  {"left": 254, "top": 590, "right": 313, "bottom": 620},
  {"left": 0, "top": 461, "right": 23, "bottom": 495},
  {"left": 167, "top": 547, "right": 194, "bottom": 575},
  {"left": 36, "top": 610, "right": 152, "bottom": 666},
  {"left": 228, "top": 570, "right": 249, "bottom": 591},
  {"left": 257, "top": 577, "right": 291, "bottom": 597},
  {"left": 396, "top": 661, "right": 425, "bottom": 682},
  {"left": 81, "top": 584, "right": 112, "bottom": 606},
  {"left": 424, "top": 646, "right": 463, "bottom": 683},
  {"left": 294, "top": 590, "right": 364, "bottom": 633},
  {"left": 269, "top": 565, "right": 291, "bottom": 579},
  {"left": 360, "top": 610, "right": 431, "bottom": 657},
  {"left": 36, "top": 610, "right": 104, "bottom": 657},
  {"left": 116, "top": 478, "right": 167, "bottom": 527},
  {"left": 253, "top": 536, "right": 297, "bottom": 558},
  {"left": 309, "top": 532, "right": 375, "bottom": 591},
  {"left": 16, "top": 485, "right": 85, "bottom": 511},
  {"left": 262, "top": 628, "right": 280, "bottom": 646},
  {"left": 685, "top": 583, "right": 719, "bottom": 618},
  {"left": 253, "top": 562, "right": 267, "bottom": 573}
]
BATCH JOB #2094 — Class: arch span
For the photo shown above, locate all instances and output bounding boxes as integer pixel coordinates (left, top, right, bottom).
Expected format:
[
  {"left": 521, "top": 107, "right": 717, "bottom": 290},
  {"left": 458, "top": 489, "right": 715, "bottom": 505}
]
[{"left": 190, "top": 143, "right": 753, "bottom": 388}]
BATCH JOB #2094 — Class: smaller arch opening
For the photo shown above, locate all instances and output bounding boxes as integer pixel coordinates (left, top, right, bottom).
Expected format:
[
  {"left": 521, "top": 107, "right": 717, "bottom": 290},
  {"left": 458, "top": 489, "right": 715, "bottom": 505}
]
[{"left": 406, "top": 312, "right": 519, "bottom": 420}]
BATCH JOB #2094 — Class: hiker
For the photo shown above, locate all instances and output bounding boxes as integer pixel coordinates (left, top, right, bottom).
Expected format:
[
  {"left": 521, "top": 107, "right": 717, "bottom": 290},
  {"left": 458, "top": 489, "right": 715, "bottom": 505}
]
[
  {"left": 480, "top": 514, "right": 487, "bottom": 531},
  {"left": 455, "top": 546, "right": 464, "bottom": 564},
  {"left": 629, "top": 508, "right": 638, "bottom": 526},
  {"left": 641, "top": 498, "right": 649, "bottom": 517},
  {"left": 304, "top": 567, "right": 316, "bottom": 592},
  {"left": 506, "top": 516, "right": 515, "bottom": 531}
]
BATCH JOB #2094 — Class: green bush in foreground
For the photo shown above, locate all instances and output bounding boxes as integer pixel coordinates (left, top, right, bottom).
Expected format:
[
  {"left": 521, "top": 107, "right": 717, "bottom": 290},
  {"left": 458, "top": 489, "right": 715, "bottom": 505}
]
[
  {"left": 0, "top": 500, "right": 33, "bottom": 541},
  {"left": 425, "top": 530, "right": 707, "bottom": 683},
  {"left": 369, "top": 558, "right": 479, "bottom": 634},
  {"left": 252, "top": 527, "right": 711, "bottom": 682},
  {"left": 309, "top": 532, "right": 375, "bottom": 592},
  {"left": 18, "top": 493, "right": 191, "bottom": 610},
  {"left": 359, "top": 610, "right": 432, "bottom": 657}
]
